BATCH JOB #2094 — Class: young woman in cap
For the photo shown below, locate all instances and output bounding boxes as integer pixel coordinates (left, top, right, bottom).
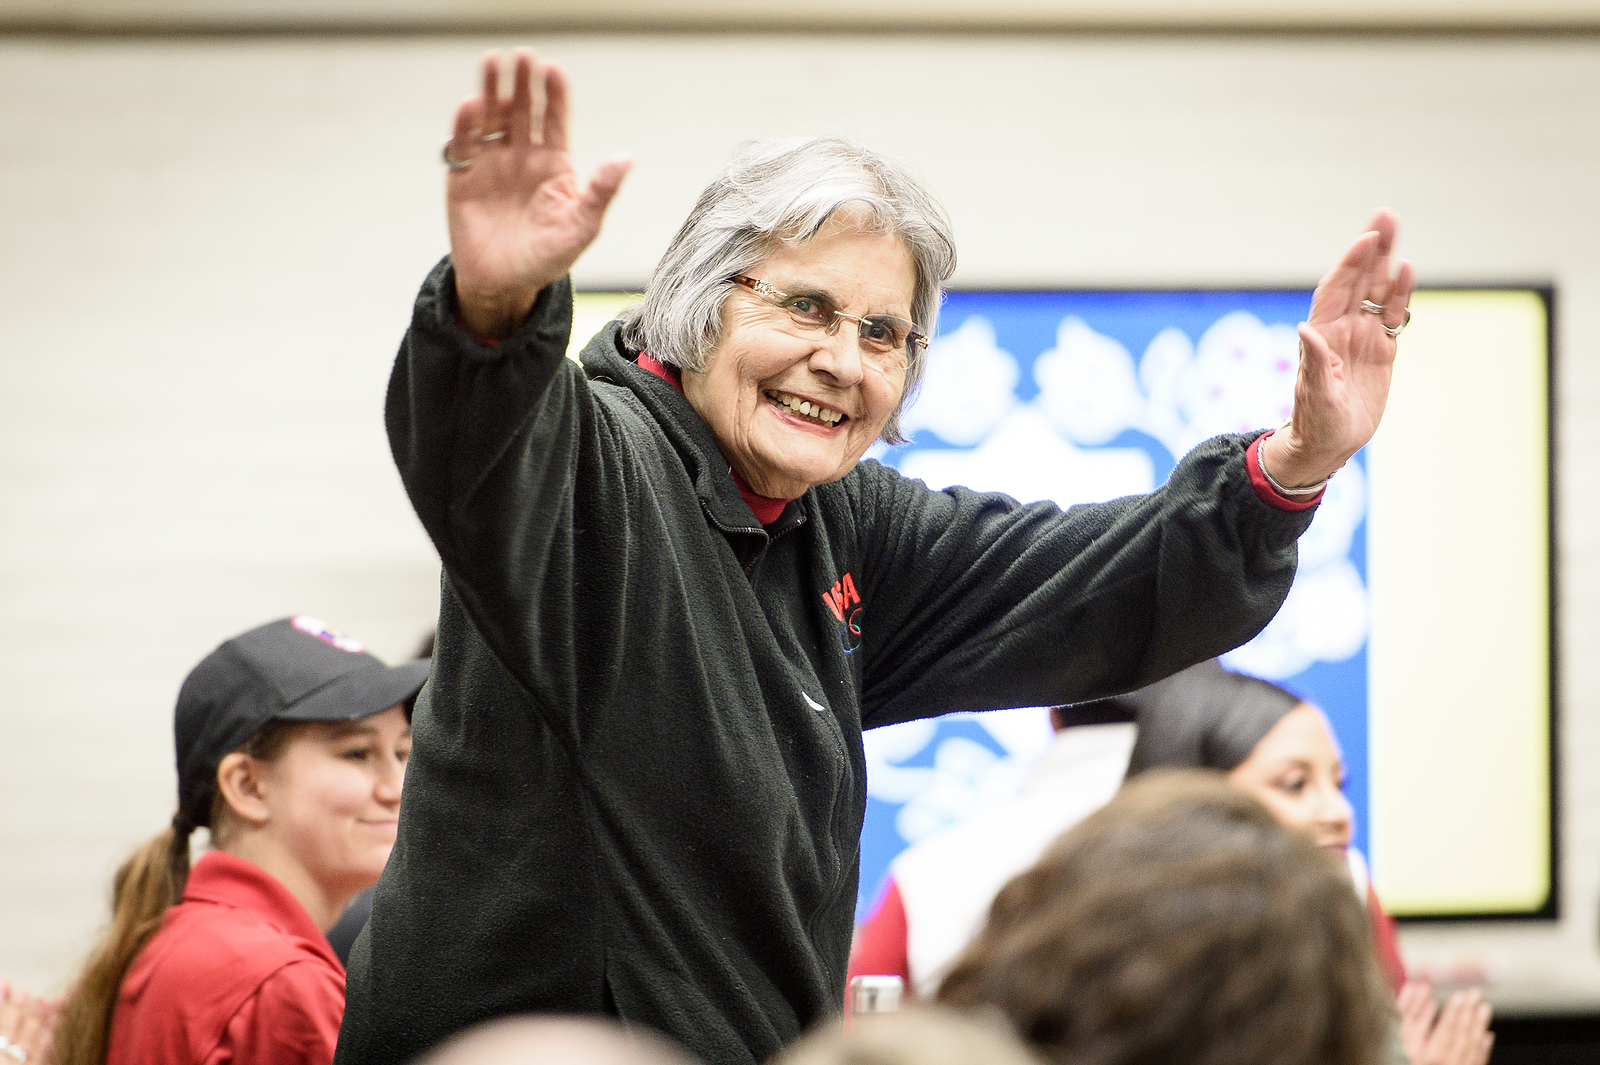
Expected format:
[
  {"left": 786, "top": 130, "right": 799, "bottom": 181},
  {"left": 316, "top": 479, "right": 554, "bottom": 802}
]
[{"left": 52, "top": 616, "right": 427, "bottom": 1065}]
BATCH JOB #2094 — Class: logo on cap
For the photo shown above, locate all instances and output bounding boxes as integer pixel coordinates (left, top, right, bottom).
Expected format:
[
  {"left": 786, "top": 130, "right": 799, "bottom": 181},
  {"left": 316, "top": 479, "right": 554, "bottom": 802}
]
[{"left": 292, "top": 615, "right": 365, "bottom": 653}]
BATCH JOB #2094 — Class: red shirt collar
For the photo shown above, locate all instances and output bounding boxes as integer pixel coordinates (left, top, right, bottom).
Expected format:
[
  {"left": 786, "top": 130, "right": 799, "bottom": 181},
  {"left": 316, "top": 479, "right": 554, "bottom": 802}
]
[
  {"left": 637, "top": 353, "right": 793, "bottom": 526},
  {"left": 183, "top": 851, "right": 343, "bottom": 972}
]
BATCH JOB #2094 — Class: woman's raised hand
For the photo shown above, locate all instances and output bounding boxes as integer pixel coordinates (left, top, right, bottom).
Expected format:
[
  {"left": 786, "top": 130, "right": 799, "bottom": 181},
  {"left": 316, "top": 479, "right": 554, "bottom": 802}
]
[
  {"left": 1260, "top": 210, "right": 1416, "bottom": 490},
  {"left": 445, "top": 50, "right": 632, "bottom": 340}
]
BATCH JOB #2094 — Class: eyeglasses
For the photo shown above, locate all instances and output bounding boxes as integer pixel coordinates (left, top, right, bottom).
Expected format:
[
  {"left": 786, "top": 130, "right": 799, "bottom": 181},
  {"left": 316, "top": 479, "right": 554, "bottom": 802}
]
[{"left": 729, "top": 275, "right": 929, "bottom": 363}]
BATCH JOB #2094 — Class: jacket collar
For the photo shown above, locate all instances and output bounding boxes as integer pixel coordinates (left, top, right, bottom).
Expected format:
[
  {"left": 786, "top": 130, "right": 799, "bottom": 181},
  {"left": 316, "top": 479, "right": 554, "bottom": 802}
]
[
  {"left": 579, "top": 322, "right": 804, "bottom": 539},
  {"left": 183, "top": 850, "right": 344, "bottom": 972}
]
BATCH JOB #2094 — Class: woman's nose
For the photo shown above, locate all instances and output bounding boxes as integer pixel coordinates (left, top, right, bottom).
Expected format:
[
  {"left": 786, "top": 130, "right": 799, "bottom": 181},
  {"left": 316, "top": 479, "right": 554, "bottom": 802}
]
[
  {"left": 809, "top": 324, "right": 866, "bottom": 386},
  {"left": 374, "top": 755, "right": 405, "bottom": 804},
  {"left": 1322, "top": 786, "right": 1353, "bottom": 830}
]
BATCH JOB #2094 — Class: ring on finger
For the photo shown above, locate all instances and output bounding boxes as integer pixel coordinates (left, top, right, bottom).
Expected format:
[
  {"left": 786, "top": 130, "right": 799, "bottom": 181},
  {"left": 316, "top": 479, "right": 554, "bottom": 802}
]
[
  {"left": 477, "top": 130, "right": 507, "bottom": 143},
  {"left": 1383, "top": 308, "right": 1413, "bottom": 338},
  {"left": 440, "top": 140, "right": 472, "bottom": 171},
  {"left": 1360, "top": 299, "right": 1385, "bottom": 314}
]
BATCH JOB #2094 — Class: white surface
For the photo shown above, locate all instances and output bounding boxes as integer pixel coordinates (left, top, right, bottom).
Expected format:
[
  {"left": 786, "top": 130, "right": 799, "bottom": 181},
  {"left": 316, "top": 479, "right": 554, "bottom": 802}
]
[
  {"left": 1369, "top": 291, "right": 1551, "bottom": 916},
  {"left": 894, "top": 723, "right": 1134, "bottom": 996},
  {"left": 2, "top": 32, "right": 1600, "bottom": 1013}
]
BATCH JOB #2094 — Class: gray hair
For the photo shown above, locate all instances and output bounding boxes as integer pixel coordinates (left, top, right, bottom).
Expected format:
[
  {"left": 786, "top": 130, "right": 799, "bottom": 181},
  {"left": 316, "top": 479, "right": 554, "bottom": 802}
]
[{"left": 618, "top": 136, "right": 957, "bottom": 444}]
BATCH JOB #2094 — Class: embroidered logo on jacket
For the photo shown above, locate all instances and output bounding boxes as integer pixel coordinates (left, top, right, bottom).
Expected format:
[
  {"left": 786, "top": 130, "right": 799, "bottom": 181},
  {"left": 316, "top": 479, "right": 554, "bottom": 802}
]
[{"left": 822, "top": 572, "right": 864, "bottom": 654}]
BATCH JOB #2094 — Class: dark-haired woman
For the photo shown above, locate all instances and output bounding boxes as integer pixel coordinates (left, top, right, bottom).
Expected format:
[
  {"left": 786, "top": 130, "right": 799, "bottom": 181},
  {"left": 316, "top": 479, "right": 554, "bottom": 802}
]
[{"left": 52, "top": 617, "right": 424, "bottom": 1065}]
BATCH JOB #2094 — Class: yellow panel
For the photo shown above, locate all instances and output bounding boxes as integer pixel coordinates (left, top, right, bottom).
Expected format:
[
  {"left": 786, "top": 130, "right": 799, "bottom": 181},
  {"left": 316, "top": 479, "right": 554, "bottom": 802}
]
[
  {"left": 569, "top": 292, "right": 640, "bottom": 364},
  {"left": 1368, "top": 290, "right": 1550, "bottom": 915}
]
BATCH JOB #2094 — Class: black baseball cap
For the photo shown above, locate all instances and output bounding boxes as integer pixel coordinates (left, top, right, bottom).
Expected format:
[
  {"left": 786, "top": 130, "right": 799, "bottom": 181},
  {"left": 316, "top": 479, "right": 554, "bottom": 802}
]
[{"left": 174, "top": 615, "right": 430, "bottom": 829}]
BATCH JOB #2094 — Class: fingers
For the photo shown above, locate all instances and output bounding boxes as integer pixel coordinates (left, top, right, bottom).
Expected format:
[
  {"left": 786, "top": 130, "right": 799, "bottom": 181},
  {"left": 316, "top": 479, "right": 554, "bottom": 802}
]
[
  {"left": 1399, "top": 980, "right": 1436, "bottom": 1025},
  {"left": 1383, "top": 258, "right": 1417, "bottom": 332},
  {"left": 449, "top": 96, "right": 483, "bottom": 166},
  {"left": 1316, "top": 229, "right": 1382, "bottom": 316},
  {"left": 480, "top": 50, "right": 502, "bottom": 133},
  {"left": 1429, "top": 989, "right": 1490, "bottom": 1065},
  {"left": 505, "top": 49, "right": 534, "bottom": 146},
  {"left": 580, "top": 155, "right": 634, "bottom": 218},
  {"left": 9, "top": 995, "right": 43, "bottom": 1056},
  {"left": 1364, "top": 208, "right": 1399, "bottom": 260},
  {"left": 1474, "top": 1030, "right": 1495, "bottom": 1065},
  {"left": 542, "top": 62, "right": 570, "bottom": 153},
  {"left": 469, "top": 49, "right": 553, "bottom": 150},
  {"left": 1297, "top": 322, "right": 1335, "bottom": 381}
]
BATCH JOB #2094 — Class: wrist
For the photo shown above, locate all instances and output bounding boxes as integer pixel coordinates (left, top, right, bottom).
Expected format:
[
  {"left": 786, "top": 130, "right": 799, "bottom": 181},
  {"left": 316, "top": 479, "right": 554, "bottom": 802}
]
[
  {"left": 455, "top": 290, "right": 540, "bottom": 342},
  {"left": 1260, "top": 427, "right": 1344, "bottom": 491}
]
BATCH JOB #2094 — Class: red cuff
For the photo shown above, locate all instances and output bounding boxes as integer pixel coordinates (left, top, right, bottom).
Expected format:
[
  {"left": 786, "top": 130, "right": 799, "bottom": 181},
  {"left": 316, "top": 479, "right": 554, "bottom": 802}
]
[{"left": 1246, "top": 431, "right": 1324, "bottom": 512}]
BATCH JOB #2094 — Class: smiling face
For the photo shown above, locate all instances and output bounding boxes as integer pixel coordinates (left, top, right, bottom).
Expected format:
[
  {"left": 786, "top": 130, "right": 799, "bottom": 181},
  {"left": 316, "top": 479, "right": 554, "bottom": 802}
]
[
  {"left": 257, "top": 705, "right": 411, "bottom": 903},
  {"left": 681, "top": 218, "right": 917, "bottom": 499},
  {"left": 1226, "top": 702, "right": 1353, "bottom": 856}
]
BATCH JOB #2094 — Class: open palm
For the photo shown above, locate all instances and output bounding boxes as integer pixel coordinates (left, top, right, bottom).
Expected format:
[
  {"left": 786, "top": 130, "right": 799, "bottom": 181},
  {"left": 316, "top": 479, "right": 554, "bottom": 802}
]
[
  {"left": 1265, "top": 210, "right": 1416, "bottom": 487},
  {"left": 444, "top": 51, "right": 631, "bottom": 340}
]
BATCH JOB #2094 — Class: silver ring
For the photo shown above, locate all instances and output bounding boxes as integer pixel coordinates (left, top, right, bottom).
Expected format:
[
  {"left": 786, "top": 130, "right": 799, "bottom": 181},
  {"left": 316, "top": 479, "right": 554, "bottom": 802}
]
[
  {"left": 1360, "top": 299, "right": 1384, "bottom": 315},
  {"left": 477, "top": 130, "right": 507, "bottom": 143},
  {"left": 440, "top": 140, "right": 471, "bottom": 171},
  {"left": 1383, "top": 308, "right": 1412, "bottom": 338}
]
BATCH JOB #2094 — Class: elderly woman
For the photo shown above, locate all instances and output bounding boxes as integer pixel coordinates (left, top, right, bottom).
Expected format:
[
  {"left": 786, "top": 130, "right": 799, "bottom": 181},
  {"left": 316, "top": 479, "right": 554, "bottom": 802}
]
[{"left": 335, "top": 51, "right": 1415, "bottom": 1065}]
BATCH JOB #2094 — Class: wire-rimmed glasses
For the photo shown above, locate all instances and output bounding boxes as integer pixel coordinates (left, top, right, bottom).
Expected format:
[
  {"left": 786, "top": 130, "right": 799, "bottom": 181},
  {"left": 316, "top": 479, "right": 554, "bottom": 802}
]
[{"left": 728, "top": 275, "right": 928, "bottom": 365}]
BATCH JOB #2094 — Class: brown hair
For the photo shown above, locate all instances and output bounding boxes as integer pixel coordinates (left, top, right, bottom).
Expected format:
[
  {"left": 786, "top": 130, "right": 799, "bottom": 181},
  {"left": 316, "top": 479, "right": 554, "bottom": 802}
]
[
  {"left": 51, "top": 721, "right": 304, "bottom": 1065},
  {"left": 937, "top": 770, "right": 1390, "bottom": 1065}
]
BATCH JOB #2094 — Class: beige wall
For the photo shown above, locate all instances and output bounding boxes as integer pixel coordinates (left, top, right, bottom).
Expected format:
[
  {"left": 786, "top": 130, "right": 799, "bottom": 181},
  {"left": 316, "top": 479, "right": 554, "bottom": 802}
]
[
  {"left": 6, "top": 0, "right": 1600, "bottom": 29},
  {"left": 3, "top": 29, "right": 1600, "bottom": 1011}
]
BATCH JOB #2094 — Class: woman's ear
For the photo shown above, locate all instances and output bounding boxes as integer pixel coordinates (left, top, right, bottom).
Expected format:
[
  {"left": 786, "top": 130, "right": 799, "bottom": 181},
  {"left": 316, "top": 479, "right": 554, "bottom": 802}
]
[{"left": 215, "top": 751, "right": 272, "bottom": 828}]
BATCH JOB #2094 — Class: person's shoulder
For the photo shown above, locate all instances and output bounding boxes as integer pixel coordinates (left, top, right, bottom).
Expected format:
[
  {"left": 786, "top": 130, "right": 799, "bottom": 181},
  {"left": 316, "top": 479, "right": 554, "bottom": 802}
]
[
  {"left": 217, "top": 960, "right": 344, "bottom": 1065},
  {"left": 147, "top": 895, "right": 332, "bottom": 988}
]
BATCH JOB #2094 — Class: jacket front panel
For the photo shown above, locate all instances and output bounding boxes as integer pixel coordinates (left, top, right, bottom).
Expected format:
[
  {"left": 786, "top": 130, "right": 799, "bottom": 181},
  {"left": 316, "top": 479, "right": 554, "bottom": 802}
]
[{"left": 337, "top": 262, "right": 1314, "bottom": 1065}]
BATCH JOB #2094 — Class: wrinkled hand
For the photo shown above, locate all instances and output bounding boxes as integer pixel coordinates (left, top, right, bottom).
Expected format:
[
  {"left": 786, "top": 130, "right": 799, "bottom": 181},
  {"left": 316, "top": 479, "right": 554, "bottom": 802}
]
[
  {"left": 1260, "top": 210, "right": 1416, "bottom": 489},
  {"left": 444, "top": 50, "right": 632, "bottom": 340},
  {"left": 0, "top": 978, "right": 64, "bottom": 1063},
  {"left": 1398, "top": 980, "right": 1494, "bottom": 1065}
]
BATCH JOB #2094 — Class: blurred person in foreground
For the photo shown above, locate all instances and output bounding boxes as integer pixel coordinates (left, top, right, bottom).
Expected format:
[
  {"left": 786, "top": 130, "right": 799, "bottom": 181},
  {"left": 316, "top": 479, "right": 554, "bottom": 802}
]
[
  {"left": 339, "top": 47, "right": 1416, "bottom": 1065},
  {"left": 412, "top": 1016, "right": 698, "bottom": 1065},
  {"left": 774, "top": 1006, "right": 1040, "bottom": 1065},
  {"left": 937, "top": 770, "right": 1392, "bottom": 1065},
  {"left": 857, "top": 662, "right": 1492, "bottom": 1065},
  {"left": 1121, "top": 661, "right": 1493, "bottom": 1065},
  {"left": 52, "top": 618, "right": 425, "bottom": 1065}
]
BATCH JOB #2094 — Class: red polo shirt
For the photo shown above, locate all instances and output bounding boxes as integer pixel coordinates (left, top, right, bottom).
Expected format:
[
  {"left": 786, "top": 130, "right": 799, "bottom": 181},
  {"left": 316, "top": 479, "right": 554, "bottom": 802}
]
[{"left": 108, "top": 851, "right": 345, "bottom": 1065}]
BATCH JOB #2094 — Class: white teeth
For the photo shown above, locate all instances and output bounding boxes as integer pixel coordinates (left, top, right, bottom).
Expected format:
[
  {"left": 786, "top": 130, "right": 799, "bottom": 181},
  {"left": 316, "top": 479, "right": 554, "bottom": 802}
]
[{"left": 769, "top": 391, "right": 844, "bottom": 426}]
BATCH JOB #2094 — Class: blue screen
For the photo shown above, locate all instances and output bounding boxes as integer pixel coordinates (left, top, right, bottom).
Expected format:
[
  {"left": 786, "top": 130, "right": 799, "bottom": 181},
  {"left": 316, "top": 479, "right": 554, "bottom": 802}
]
[{"left": 858, "top": 289, "right": 1370, "bottom": 918}]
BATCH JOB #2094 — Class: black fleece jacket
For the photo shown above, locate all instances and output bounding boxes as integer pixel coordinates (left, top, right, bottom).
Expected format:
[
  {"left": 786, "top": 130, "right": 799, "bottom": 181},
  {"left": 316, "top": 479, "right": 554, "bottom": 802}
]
[{"left": 334, "top": 261, "right": 1317, "bottom": 1065}]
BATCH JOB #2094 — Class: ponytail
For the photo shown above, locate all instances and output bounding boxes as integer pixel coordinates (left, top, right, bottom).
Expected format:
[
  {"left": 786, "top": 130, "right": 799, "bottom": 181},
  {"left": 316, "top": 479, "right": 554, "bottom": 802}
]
[{"left": 51, "top": 817, "right": 195, "bottom": 1065}]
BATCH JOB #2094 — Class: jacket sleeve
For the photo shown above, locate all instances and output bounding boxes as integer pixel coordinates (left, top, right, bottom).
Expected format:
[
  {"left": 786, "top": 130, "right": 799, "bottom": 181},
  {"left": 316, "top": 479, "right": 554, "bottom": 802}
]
[
  {"left": 385, "top": 257, "right": 603, "bottom": 710},
  {"left": 852, "top": 432, "right": 1315, "bottom": 727}
]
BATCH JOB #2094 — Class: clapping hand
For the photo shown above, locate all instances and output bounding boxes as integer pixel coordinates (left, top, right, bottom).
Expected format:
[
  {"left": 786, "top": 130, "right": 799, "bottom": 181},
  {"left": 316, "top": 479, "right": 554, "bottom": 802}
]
[
  {"left": 443, "top": 50, "right": 633, "bottom": 340},
  {"left": 1398, "top": 980, "right": 1494, "bottom": 1065},
  {"left": 0, "top": 978, "right": 63, "bottom": 1064},
  {"left": 1259, "top": 210, "right": 1417, "bottom": 490}
]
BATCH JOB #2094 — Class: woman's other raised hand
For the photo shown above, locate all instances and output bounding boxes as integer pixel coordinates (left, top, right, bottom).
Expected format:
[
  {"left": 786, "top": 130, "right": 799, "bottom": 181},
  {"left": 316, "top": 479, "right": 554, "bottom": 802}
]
[
  {"left": 444, "top": 50, "right": 632, "bottom": 340},
  {"left": 1259, "top": 210, "right": 1417, "bottom": 491}
]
